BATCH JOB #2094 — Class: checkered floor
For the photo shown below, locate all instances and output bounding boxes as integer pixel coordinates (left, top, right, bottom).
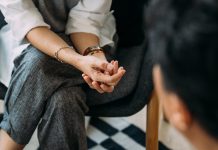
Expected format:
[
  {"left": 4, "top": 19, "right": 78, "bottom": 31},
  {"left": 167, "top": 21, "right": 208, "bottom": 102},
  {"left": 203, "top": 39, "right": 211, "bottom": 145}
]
[{"left": 87, "top": 117, "right": 169, "bottom": 150}]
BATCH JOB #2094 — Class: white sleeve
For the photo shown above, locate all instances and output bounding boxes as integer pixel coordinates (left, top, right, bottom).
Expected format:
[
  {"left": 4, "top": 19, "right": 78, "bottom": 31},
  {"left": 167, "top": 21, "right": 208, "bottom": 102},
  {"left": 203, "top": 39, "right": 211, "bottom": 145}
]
[
  {"left": 65, "top": 0, "right": 116, "bottom": 47},
  {"left": 0, "top": 0, "right": 50, "bottom": 42}
]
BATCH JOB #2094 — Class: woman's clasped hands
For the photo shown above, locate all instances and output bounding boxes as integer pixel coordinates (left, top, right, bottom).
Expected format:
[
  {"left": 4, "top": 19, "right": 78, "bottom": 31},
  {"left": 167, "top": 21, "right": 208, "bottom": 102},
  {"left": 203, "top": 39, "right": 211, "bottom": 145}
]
[{"left": 79, "top": 52, "right": 126, "bottom": 93}]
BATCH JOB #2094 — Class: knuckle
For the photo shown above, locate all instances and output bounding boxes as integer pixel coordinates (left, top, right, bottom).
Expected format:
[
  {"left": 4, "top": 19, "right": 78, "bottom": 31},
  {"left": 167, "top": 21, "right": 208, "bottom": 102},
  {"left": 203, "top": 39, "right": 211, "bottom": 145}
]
[
  {"left": 101, "top": 63, "right": 106, "bottom": 68},
  {"left": 91, "top": 75, "right": 97, "bottom": 81}
]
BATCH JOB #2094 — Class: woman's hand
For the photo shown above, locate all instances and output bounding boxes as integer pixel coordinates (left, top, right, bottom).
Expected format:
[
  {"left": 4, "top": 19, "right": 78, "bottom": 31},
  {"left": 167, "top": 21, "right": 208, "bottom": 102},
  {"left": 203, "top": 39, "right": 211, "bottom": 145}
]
[
  {"left": 70, "top": 32, "right": 125, "bottom": 93},
  {"left": 82, "top": 59, "right": 125, "bottom": 93},
  {"left": 80, "top": 51, "right": 125, "bottom": 94},
  {"left": 78, "top": 55, "right": 125, "bottom": 92}
]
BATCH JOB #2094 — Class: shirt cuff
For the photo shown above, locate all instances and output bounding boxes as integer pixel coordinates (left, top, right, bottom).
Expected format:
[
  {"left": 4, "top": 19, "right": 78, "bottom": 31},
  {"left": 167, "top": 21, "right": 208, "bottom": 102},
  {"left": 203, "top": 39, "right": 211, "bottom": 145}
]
[
  {"left": 65, "top": 9, "right": 115, "bottom": 47},
  {"left": 99, "top": 13, "right": 116, "bottom": 47}
]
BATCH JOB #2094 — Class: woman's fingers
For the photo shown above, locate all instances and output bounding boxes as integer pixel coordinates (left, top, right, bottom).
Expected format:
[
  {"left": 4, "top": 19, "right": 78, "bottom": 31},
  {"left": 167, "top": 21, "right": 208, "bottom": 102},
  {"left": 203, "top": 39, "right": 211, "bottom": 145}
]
[
  {"left": 82, "top": 74, "right": 94, "bottom": 89},
  {"left": 100, "top": 84, "right": 114, "bottom": 93},
  {"left": 113, "top": 67, "right": 124, "bottom": 86},
  {"left": 83, "top": 58, "right": 126, "bottom": 92},
  {"left": 92, "top": 81, "right": 104, "bottom": 93},
  {"left": 83, "top": 74, "right": 105, "bottom": 93},
  {"left": 83, "top": 73, "right": 115, "bottom": 93},
  {"left": 113, "top": 61, "right": 118, "bottom": 74},
  {"left": 106, "top": 63, "right": 114, "bottom": 75},
  {"left": 91, "top": 80, "right": 114, "bottom": 93},
  {"left": 105, "top": 67, "right": 126, "bottom": 86},
  {"left": 91, "top": 57, "right": 120, "bottom": 77},
  {"left": 91, "top": 68, "right": 126, "bottom": 85}
]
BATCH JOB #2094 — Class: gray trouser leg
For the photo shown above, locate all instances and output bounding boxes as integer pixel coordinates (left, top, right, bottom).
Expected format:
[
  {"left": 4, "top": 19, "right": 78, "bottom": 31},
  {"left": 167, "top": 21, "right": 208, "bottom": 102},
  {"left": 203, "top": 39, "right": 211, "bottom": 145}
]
[
  {"left": 0, "top": 46, "right": 88, "bottom": 149},
  {"left": 38, "top": 87, "right": 88, "bottom": 150}
]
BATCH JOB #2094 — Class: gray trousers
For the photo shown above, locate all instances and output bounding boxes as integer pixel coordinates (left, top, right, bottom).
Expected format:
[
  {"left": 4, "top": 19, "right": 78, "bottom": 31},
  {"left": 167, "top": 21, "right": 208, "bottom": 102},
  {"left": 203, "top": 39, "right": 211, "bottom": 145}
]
[{"left": 0, "top": 46, "right": 90, "bottom": 150}]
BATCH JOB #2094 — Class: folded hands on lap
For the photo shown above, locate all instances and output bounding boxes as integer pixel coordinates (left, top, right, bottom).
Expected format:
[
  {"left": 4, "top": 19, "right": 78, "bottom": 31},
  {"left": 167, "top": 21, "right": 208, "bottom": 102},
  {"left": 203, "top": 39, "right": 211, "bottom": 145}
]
[{"left": 80, "top": 52, "right": 126, "bottom": 93}]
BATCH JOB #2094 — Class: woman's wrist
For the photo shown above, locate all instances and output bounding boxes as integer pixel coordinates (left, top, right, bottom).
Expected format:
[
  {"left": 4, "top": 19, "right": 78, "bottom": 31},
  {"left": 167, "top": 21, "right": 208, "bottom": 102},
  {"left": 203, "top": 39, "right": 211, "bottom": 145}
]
[
  {"left": 53, "top": 46, "right": 106, "bottom": 73},
  {"left": 90, "top": 50, "right": 107, "bottom": 61},
  {"left": 74, "top": 52, "right": 109, "bottom": 75},
  {"left": 54, "top": 46, "right": 83, "bottom": 68}
]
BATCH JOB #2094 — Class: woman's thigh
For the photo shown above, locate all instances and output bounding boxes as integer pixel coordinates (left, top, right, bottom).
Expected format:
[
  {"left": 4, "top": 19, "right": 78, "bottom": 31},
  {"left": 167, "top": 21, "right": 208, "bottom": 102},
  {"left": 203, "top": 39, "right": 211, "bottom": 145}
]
[{"left": 0, "top": 45, "right": 86, "bottom": 144}]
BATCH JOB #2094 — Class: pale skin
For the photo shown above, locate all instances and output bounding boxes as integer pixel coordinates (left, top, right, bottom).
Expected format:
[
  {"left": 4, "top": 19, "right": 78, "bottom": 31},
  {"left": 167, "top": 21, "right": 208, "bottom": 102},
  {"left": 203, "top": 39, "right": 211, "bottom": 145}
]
[
  {"left": 153, "top": 65, "right": 218, "bottom": 150},
  {"left": 0, "top": 27, "right": 126, "bottom": 149}
]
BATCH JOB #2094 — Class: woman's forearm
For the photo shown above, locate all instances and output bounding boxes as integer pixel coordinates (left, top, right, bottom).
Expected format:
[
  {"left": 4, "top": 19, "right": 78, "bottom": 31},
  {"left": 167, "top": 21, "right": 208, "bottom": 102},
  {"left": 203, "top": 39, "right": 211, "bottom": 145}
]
[
  {"left": 70, "top": 33, "right": 107, "bottom": 61},
  {"left": 70, "top": 33, "right": 100, "bottom": 54},
  {"left": 26, "top": 27, "right": 82, "bottom": 68},
  {"left": 25, "top": 27, "right": 125, "bottom": 91}
]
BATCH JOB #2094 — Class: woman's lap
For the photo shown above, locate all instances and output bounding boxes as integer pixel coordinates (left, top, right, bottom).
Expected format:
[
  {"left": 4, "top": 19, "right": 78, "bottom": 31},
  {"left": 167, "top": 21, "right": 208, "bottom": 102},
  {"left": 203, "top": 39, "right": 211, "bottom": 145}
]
[{"left": 0, "top": 45, "right": 88, "bottom": 145}]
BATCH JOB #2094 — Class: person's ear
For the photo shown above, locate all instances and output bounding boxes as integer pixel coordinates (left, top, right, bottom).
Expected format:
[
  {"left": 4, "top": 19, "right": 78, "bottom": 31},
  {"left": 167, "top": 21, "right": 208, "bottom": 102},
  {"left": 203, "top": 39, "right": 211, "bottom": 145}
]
[
  {"left": 167, "top": 94, "right": 192, "bottom": 132},
  {"left": 153, "top": 65, "right": 192, "bottom": 132}
]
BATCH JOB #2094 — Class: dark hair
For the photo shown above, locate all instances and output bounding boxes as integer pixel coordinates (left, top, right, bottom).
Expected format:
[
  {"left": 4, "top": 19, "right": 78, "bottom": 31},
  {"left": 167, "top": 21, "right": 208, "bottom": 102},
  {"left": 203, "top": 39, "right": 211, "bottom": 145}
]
[{"left": 146, "top": 0, "right": 218, "bottom": 139}]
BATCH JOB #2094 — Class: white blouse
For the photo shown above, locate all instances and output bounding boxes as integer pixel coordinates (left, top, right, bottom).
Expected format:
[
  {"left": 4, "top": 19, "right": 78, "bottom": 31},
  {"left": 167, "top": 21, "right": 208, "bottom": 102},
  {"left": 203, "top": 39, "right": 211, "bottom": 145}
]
[{"left": 0, "top": 0, "right": 116, "bottom": 87}]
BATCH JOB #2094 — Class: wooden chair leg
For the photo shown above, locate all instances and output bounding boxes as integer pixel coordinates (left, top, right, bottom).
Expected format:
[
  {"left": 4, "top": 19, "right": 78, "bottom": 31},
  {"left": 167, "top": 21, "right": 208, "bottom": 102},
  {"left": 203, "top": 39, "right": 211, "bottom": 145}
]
[{"left": 146, "top": 91, "right": 159, "bottom": 150}]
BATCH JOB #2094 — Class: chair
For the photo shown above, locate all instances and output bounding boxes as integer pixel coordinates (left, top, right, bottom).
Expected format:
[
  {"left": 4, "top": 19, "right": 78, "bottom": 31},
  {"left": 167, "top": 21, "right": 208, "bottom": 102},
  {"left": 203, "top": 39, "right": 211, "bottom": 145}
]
[{"left": 146, "top": 92, "right": 160, "bottom": 150}]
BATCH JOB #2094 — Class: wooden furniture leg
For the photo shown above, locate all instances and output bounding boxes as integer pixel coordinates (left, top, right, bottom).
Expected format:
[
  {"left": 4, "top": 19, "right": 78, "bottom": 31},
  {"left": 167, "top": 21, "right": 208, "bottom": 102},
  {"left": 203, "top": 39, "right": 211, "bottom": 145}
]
[{"left": 146, "top": 92, "right": 159, "bottom": 150}]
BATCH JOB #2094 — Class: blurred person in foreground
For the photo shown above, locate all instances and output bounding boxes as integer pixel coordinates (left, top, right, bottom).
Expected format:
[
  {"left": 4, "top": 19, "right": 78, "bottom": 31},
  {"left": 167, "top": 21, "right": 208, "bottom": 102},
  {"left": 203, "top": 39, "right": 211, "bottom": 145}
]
[{"left": 147, "top": 0, "right": 218, "bottom": 150}]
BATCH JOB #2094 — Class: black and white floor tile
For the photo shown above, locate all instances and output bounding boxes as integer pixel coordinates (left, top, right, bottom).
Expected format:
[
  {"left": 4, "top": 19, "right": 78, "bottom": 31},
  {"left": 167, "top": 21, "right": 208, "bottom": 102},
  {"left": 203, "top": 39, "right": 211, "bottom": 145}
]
[{"left": 87, "top": 117, "right": 169, "bottom": 150}]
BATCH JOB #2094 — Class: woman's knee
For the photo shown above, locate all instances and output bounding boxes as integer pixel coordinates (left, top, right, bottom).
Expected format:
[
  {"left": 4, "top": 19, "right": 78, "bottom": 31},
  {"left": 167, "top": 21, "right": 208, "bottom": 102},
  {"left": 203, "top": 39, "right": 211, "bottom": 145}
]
[{"left": 49, "top": 87, "right": 88, "bottom": 114}]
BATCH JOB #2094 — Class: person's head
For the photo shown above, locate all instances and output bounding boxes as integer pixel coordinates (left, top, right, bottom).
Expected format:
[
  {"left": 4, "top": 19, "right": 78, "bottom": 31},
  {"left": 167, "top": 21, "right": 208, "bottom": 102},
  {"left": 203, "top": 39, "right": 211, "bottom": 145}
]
[{"left": 147, "top": 0, "right": 218, "bottom": 149}]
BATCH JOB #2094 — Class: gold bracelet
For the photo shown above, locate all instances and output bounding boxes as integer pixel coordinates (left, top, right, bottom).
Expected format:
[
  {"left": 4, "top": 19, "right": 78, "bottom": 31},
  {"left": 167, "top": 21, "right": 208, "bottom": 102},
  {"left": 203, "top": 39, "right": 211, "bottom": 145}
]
[
  {"left": 54, "top": 46, "right": 74, "bottom": 63},
  {"left": 88, "top": 49, "right": 104, "bottom": 55},
  {"left": 83, "top": 46, "right": 104, "bottom": 56}
]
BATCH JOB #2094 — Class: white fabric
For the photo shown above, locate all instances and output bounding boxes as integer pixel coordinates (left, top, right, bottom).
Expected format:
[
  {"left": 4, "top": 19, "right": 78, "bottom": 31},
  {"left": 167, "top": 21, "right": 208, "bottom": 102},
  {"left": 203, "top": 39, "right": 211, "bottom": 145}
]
[
  {"left": 66, "top": 1, "right": 116, "bottom": 46},
  {"left": 0, "top": 0, "right": 115, "bottom": 87}
]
